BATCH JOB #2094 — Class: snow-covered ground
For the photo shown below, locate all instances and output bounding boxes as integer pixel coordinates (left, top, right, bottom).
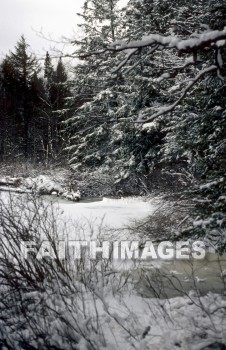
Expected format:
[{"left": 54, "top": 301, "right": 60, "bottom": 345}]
[
  {"left": 0, "top": 190, "right": 158, "bottom": 243},
  {"left": 85, "top": 289, "right": 226, "bottom": 350},
  {"left": 53, "top": 196, "right": 156, "bottom": 239}
]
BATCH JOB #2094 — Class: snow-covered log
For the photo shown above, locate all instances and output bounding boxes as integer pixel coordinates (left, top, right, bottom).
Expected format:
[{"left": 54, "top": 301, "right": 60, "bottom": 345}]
[
  {"left": 0, "top": 175, "right": 81, "bottom": 201},
  {"left": 0, "top": 177, "right": 22, "bottom": 187},
  {"left": 24, "top": 175, "right": 64, "bottom": 195},
  {"left": 0, "top": 186, "right": 31, "bottom": 194}
]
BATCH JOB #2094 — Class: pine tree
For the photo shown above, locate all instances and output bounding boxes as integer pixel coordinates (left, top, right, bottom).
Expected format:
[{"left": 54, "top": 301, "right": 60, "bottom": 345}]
[
  {"left": 53, "top": 57, "right": 68, "bottom": 110},
  {"left": 51, "top": 57, "right": 70, "bottom": 155},
  {"left": 44, "top": 51, "right": 54, "bottom": 82},
  {"left": 65, "top": 1, "right": 124, "bottom": 171},
  {"left": 157, "top": 1, "right": 226, "bottom": 247},
  {"left": 1, "top": 36, "right": 40, "bottom": 158},
  {"left": 43, "top": 54, "right": 70, "bottom": 160},
  {"left": 65, "top": 0, "right": 226, "bottom": 206},
  {"left": 65, "top": 0, "right": 178, "bottom": 193},
  {"left": 42, "top": 51, "right": 55, "bottom": 160}
]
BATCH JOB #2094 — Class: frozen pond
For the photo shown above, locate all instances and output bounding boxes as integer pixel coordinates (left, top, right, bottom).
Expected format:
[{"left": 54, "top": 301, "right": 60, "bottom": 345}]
[
  {"left": 51, "top": 196, "right": 157, "bottom": 234},
  {"left": 0, "top": 191, "right": 157, "bottom": 238}
]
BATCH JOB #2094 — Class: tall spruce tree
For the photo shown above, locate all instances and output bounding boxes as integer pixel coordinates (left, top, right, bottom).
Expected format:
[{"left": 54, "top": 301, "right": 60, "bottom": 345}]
[
  {"left": 43, "top": 53, "right": 70, "bottom": 160},
  {"left": 1, "top": 36, "right": 40, "bottom": 158},
  {"left": 52, "top": 57, "right": 70, "bottom": 155},
  {"left": 65, "top": 1, "right": 123, "bottom": 170}
]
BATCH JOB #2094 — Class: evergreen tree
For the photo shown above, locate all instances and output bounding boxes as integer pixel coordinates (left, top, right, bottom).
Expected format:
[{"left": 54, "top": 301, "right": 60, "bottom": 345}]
[
  {"left": 44, "top": 51, "right": 54, "bottom": 82},
  {"left": 67, "top": 0, "right": 226, "bottom": 237},
  {"left": 42, "top": 53, "right": 70, "bottom": 160},
  {"left": 1, "top": 36, "right": 40, "bottom": 158},
  {"left": 51, "top": 57, "right": 70, "bottom": 155},
  {"left": 66, "top": 0, "right": 208, "bottom": 192},
  {"left": 53, "top": 57, "right": 68, "bottom": 110},
  {"left": 64, "top": 1, "right": 158, "bottom": 192},
  {"left": 42, "top": 51, "right": 55, "bottom": 160},
  {"left": 65, "top": 1, "right": 124, "bottom": 171}
]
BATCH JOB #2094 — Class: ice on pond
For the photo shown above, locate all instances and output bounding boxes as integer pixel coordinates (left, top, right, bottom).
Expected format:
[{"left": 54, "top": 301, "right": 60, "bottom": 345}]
[{"left": 56, "top": 196, "right": 156, "bottom": 232}]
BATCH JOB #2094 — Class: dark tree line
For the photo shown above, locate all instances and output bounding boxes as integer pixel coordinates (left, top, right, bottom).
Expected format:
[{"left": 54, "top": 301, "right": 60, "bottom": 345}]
[{"left": 0, "top": 36, "right": 70, "bottom": 162}]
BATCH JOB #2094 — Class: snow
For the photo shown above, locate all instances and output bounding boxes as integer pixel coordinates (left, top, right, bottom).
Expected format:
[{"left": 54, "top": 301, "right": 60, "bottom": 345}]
[
  {"left": 217, "top": 39, "right": 226, "bottom": 47},
  {"left": 54, "top": 196, "right": 156, "bottom": 239},
  {"left": 109, "top": 292, "right": 226, "bottom": 349},
  {"left": 25, "top": 175, "right": 64, "bottom": 194},
  {"left": 142, "top": 120, "right": 159, "bottom": 130},
  {"left": 0, "top": 186, "right": 31, "bottom": 194},
  {"left": 154, "top": 72, "right": 171, "bottom": 82},
  {"left": 0, "top": 175, "right": 82, "bottom": 202},
  {"left": 200, "top": 178, "right": 224, "bottom": 190},
  {"left": 217, "top": 49, "right": 223, "bottom": 68},
  {"left": 47, "top": 285, "right": 226, "bottom": 350},
  {"left": 111, "top": 28, "right": 226, "bottom": 52},
  {"left": 0, "top": 177, "right": 157, "bottom": 240}
]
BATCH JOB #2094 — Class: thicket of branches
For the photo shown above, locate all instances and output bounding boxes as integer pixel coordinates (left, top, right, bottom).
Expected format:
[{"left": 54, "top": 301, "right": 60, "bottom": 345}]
[{"left": 0, "top": 194, "right": 226, "bottom": 349}]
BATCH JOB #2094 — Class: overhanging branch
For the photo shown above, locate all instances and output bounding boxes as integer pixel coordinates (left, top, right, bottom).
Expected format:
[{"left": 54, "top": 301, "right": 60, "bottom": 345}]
[{"left": 140, "top": 65, "right": 218, "bottom": 126}]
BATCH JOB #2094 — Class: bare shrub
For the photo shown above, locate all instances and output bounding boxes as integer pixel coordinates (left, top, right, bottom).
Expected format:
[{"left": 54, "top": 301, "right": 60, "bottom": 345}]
[
  {"left": 129, "top": 195, "right": 194, "bottom": 242},
  {"left": 0, "top": 193, "right": 138, "bottom": 349}
]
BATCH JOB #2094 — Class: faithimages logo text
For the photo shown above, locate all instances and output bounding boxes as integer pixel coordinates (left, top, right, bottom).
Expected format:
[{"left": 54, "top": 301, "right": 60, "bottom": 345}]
[{"left": 18, "top": 240, "right": 207, "bottom": 261}]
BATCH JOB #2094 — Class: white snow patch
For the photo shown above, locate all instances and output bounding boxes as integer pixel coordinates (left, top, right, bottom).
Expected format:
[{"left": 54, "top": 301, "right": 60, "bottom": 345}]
[{"left": 55, "top": 197, "right": 155, "bottom": 239}]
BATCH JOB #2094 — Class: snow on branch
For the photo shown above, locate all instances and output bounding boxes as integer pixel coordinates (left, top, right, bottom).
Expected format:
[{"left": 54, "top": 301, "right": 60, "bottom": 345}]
[
  {"left": 79, "top": 29, "right": 226, "bottom": 60},
  {"left": 154, "top": 56, "right": 203, "bottom": 82},
  {"left": 140, "top": 65, "right": 218, "bottom": 126},
  {"left": 78, "top": 28, "right": 226, "bottom": 122},
  {"left": 115, "top": 45, "right": 160, "bottom": 75},
  {"left": 112, "top": 48, "right": 138, "bottom": 73},
  {"left": 109, "top": 29, "right": 226, "bottom": 53}
]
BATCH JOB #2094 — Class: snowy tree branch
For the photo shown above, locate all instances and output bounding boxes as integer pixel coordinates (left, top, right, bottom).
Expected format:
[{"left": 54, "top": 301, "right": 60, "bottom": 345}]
[
  {"left": 78, "top": 28, "right": 226, "bottom": 123},
  {"left": 112, "top": 48, "right": 138, "bottom": 73},
  {"left": 139, "top": 65, "right": 218, "bottom": 125},
  {"left": 111, "top": 45, "right": 160, "bottom": 75},
  {"left": 79, "top": 29, "right": 226, "bottom": 58},
  {"left": 109, "top": 29, "right": 226, "bottom": 54}
]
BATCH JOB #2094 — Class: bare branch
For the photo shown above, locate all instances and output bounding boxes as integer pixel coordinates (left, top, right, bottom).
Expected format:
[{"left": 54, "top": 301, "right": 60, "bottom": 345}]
[{"left": 154, "top": 56, "right": 203, "bottom": 82}]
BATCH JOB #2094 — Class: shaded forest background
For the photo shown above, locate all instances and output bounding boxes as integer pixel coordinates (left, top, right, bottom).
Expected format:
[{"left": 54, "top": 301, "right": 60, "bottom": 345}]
[{"left": 0, "top": 37, "right": 70, "bottom": 162}]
